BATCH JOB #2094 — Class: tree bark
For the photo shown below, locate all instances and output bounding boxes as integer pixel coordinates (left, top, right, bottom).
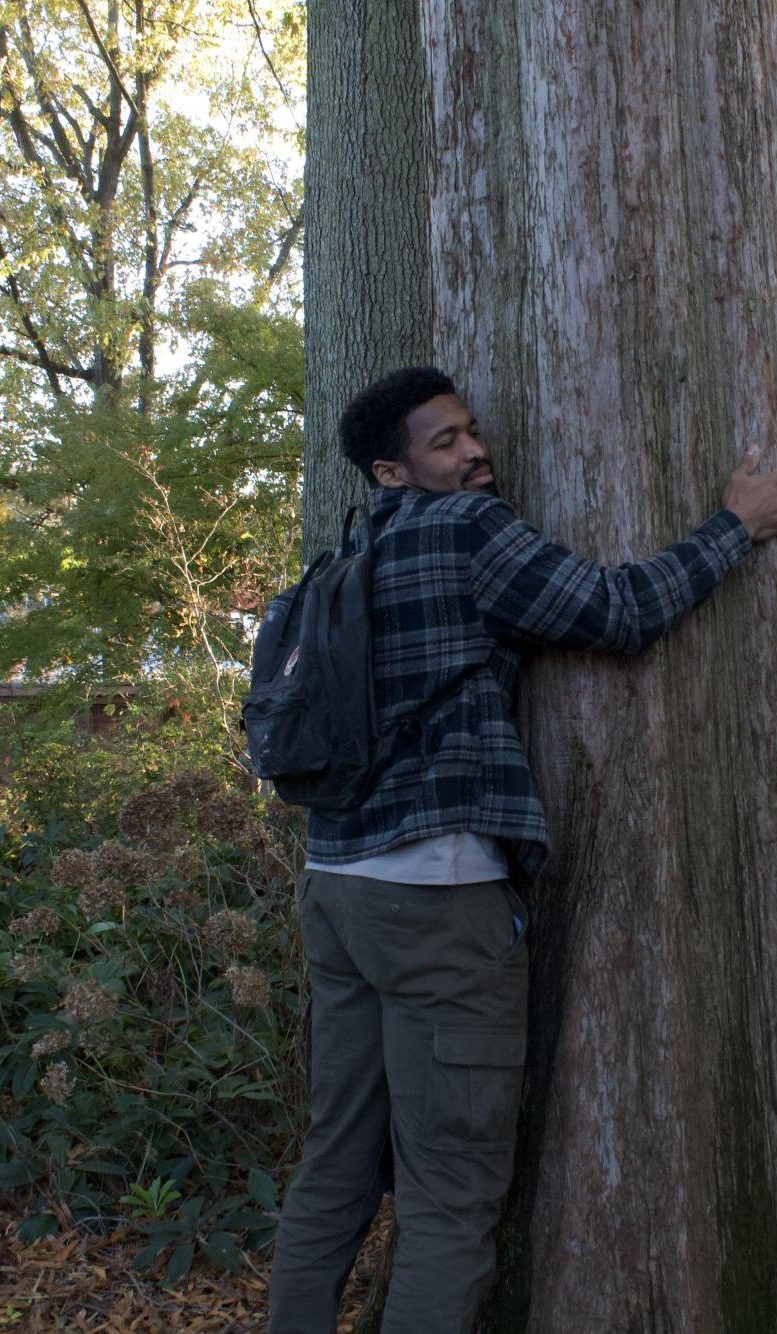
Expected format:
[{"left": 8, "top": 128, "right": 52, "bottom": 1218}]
[
  {"left": 306, "top": 1, "right": 777, "bottom": 1329},
  {"left": 303, "top": 0, "right": 432, "bottom": 554}
]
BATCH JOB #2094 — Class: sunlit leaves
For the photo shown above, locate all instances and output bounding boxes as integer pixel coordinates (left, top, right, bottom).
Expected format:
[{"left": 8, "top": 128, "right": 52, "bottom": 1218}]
[
  {"left": 0, "top": 0, "right": 305, "bottom": 685},
  {"left": 0, "top": 0, "right": 305, "bottom": 400},
  {"left": 0, "top": 297, "right": 302, "bottom": 681}
]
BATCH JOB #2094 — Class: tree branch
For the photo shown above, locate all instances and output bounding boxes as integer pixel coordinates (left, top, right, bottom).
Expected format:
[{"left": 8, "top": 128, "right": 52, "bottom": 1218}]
[
  {"left": 17, "top": 8, "right": 90, "bottom": 196},
  {"left": 135, "top": 0, "right": 156, "bottom": 404},
  {"left": 115, "top": 106, "right": 138, "bottom": 166},
  {"left": 0, "top": 33, "right": 96, "bottom": 280},
  {"left": 72, "top": 83, "right": 110, "bottom": 130},
  {"left": 111, "top": 446, "right": 242, "bottom": 744},
  {"left": 0, "top": 241, "right": 61, "bottom": 395},
  {"left": 246, "top": 0, "right": 303, "bottom": 135},
  {"left": 73, "top": 0, "right": 139, "bottom": 117},
  {"left": 0, "top": 26, "right": 42, "bottom": 166},
  {"left": 50, "top": 89, "right": 90, "bottom": 157},
  {"left": 26, "top": 124, "right": 59, "bottom": 156},
  {"left": 0, "top": 343, "right": 94, "bottom": 383},
  {"left": 159, "top": 256, "right": 208, "bottom": 271},
  {"left": 268, "top": 208, "right": 303, "bottom": 285},
  {"left": 0, "top": 233, "right": 96, "bottom": 394},
  {"left": 158, "top": 178, "right": 202, "bottom": 275}
]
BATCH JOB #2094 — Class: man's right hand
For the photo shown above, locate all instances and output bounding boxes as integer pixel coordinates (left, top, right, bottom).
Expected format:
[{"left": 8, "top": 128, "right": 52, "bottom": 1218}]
[{"left": 723, "top": 446, "right": 777, "bottom": 541}]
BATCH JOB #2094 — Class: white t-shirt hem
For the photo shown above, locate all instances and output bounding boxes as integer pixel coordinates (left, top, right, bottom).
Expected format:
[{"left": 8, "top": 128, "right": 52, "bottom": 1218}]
[{"left": 305, "top": 831, "right": 508, "bottom": 885}]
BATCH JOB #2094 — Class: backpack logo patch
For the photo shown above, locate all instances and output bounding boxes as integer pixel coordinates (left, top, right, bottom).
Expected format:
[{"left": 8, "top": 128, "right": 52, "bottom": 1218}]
[{"left": 283, "top": 645, "right": 300, "bottom": 677}]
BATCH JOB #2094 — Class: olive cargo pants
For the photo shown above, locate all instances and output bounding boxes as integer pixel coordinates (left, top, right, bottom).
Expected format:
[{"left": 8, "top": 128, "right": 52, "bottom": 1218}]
[{"left": 268, "top": 870, "right": 529, "bottom": 1334}]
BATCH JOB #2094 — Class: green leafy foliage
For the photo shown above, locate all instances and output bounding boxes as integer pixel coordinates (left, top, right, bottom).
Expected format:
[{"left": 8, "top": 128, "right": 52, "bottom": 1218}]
[
  {"left": 0, "top": 0, "right": 305, "bottom": 402},
  {"left": 132, "top": 1191, "right": 276, "bottom": 1282},
  {"left": 119, "top": 1176, "right": 183, "bottom": 1220},
  {"left": 0, "top": 1, "right": 310, "bottom": 1280},
  {"left": 0, "top": 299, "right": 303, "bottom": 684},
  {"left": 0, "top": 0, "right": 305, "bottom": 688},
  {"left": 15, "top": 1212, "right": 60, "bottom": 1243},
  {"left": 0, "top": 750, "right": 307, "bottom": 1272},
  {"left": 0, "top": 667, "right": 242, "bottom": 838}
]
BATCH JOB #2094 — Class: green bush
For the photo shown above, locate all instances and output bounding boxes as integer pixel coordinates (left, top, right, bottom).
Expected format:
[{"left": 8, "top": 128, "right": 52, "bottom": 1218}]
[
  {"left": 0, "top": 758, "right": 307, "bottom": 1276},
  {"left": 0, "top": 671, "right": 240, "bottom": 841}
]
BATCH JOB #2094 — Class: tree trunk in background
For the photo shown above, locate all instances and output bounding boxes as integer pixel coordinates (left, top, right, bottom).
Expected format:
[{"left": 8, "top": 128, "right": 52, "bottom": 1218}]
[
  {"left": 303, "top": 0, "right": 432, "bottom": 554},
  {"left": 306, "top": 2, "right": 777, "bottom": 1329}
]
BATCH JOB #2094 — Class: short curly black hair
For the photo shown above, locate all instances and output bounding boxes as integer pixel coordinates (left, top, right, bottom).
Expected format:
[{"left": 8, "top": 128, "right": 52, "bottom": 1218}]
[{"left": 339, "top": 366, "right": 456, "bottom": 484}]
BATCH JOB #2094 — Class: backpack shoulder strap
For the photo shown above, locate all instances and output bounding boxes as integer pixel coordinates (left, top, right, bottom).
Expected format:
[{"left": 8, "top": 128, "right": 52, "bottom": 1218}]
[{"left": 341, "top": 504, "right": 375, "bottom": 560}]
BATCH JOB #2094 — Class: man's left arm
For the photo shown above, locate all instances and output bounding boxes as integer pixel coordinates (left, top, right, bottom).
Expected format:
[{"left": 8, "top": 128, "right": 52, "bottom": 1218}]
[{"left": 470, "top": 447, "right": 777, "bottom": 655}]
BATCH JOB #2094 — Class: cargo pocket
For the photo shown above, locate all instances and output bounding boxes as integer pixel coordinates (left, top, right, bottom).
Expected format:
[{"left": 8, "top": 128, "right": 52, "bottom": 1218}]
[{"left": 422, "top": 1027, "right": 526, "bottom": 1153}]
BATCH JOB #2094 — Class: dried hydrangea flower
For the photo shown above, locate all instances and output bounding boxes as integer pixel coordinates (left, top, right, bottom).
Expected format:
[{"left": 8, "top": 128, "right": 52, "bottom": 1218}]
[
  {"left": 166, "top": 770, "right": 221, "bottom": 809},
  {"left": 223, "top": 964, "right": 271, "bottom": 1008},
  {"left": 197, "top": 793, "right": 258, "bottom": 848},
  {"left": 169, "top": 844, "right": 203, "bottom": 881},
  {"left": 264, "top": 801, "right": 302, "bottom": 832},
  {"left": 39, "top": 1061, "right": 74, "bottom": 1105},
  {"left": 8, "top": 907, "right": 61, "bottom": 938},
  {"left": 49, "top": 848, "right": 97, "bottom": 889},
  {"left": 31, "top": 1029, "right": 70, "bottom": 1060},
  {"left": 8, "top": 954, "right": 41, "bottom": 982},
  {"left": 77, "top": 878, "right": 126, "bottom": 922},
  {"left": 63, "top": 979, "right": 118, "bottom": 1026},
  {"left": 93, "top": 839, "right": 153, "bottom": 884},
  {"left": 202, "top": 909, "right": 257, "bottom": 962},
  {"left": 118, "top": 787, "right": 180, "bottom": 846}
]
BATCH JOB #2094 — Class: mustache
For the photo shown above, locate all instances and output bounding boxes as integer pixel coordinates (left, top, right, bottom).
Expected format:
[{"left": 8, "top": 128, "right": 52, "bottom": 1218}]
[{"left": 462, "top": 460, "right": 493, "bottom": 481}]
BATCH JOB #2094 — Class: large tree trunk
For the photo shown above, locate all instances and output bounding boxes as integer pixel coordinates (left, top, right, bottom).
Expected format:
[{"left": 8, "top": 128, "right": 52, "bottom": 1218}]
[
  {"left": 304, "top": 0, "right": 432, "bottom": 554},
  {"left": 306, "top": 2, "right": 777, "bottom": 1329}
]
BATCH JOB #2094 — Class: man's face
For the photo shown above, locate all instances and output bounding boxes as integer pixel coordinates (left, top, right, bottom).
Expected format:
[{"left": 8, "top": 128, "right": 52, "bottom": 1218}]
[{"left": 371, "top": 394, "right": 498, "bottom": 495}]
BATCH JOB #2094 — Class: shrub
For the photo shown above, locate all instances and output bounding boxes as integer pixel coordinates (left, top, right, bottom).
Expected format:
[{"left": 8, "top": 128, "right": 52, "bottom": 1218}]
[{"left": 0, "top": 764, "right": 308, "bottom": 1273}]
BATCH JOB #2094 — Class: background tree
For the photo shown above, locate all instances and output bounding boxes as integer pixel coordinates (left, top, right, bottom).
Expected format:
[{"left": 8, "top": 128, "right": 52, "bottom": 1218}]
[
  {"left": 306, "top": 2, "right": 777, "bottom": 1330},
  {"left": 0, "top": 0, "right": 305, "bottom": 698},
  {"left": 0, "top": 0, "right": 304, "bottom": 402}
]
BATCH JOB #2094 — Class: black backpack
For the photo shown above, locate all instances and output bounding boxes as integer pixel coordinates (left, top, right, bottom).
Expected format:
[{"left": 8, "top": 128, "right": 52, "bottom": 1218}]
[{"left": 241, "top": 506, "right": 383, "bottom": 812}]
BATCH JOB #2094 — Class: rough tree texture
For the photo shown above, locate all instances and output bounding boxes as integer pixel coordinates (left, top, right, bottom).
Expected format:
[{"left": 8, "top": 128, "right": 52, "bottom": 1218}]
[
  {"left": 303, "top": 0, "right": 432, "bottom": 554},
  {"left": 306, "top": 1, "right": 777, "bottom": 1329}
]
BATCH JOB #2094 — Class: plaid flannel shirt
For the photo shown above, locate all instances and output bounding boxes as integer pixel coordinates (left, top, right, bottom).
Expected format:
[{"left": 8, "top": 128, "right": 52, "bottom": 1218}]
[{"left": 306, "top": 486, "right": 751, "bottom": 878}]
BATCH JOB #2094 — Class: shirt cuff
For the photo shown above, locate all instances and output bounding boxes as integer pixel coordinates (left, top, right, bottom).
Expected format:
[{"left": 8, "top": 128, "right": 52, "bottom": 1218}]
[{"left": 696, "top": 508, "right": 752, "bottom": 571}]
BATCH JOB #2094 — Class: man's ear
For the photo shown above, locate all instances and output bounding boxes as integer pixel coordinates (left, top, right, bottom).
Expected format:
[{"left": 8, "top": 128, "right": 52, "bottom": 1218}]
[{"left": 371, "top": 458, "right": 406, "bottom": 488}]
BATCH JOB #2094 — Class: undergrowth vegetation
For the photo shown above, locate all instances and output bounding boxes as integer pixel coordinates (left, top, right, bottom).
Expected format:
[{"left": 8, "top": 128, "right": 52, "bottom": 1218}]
[{"left": 0, "top": 703, "right": 307, "bottom": 1281}]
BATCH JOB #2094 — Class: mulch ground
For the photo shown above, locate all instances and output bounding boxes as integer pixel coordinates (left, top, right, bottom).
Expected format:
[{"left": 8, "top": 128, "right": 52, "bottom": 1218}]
[{"left": 0, "top": 1198, "right": 394, "bottom": 1331}]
